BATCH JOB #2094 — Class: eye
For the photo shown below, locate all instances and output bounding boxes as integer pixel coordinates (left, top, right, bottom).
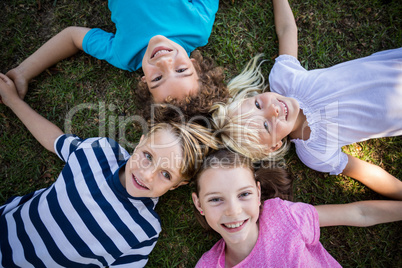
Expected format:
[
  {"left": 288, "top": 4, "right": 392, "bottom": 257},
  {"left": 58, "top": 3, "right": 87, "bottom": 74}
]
[
  {"left": 208, "top": 197, "right": 222, "bottom": 203},
  {"left": 144, "top": 152, "right": 153, "bottom": 161},
  {"left": 152, "top": 75, "right": 162, "bottom": 82},
  {"left": 176, "top": 68, "right": 188, "bottom": 73},
  {"left": 239, "top": 192, "right": 251, "bottom": 198},
  {"left": 264, "top": 121, "right": 270, "bottom": 133},
  {"left": 255, "top": 100, "right": 261, "bottom": 109},
  {"left": 161, "top": 171, "right": 171, "bottom": 180}
]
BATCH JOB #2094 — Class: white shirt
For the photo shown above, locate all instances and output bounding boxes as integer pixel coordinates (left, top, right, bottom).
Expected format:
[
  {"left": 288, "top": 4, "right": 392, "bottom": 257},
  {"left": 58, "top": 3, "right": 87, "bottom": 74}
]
[{"left": 269, "top": 48, "right": 402, "bottom": 174}]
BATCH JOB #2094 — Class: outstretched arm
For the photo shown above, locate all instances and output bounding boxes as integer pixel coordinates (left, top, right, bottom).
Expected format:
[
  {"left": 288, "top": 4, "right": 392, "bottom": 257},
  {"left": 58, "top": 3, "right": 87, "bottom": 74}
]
[
  {"left": 6, "top": 26, "right": 91, "bottom": 100},
  {"left": 272, "top": 0, "right": 298, "bottom": 58},
  {"left": 0, "top": 74, "right": 63, "bottom": 153},
  {"left": 342, "top": 154, "right": 402, "bottom": 200},
  {"left": 316, "top": 200, "right": 402, "bottom": 227}
]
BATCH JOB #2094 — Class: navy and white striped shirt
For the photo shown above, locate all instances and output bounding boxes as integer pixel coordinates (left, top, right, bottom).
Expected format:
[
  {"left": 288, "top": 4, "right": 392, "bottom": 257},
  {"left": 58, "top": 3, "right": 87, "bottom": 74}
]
[{"left": 0, "top": 134, "right": 161, "bottom": 267}]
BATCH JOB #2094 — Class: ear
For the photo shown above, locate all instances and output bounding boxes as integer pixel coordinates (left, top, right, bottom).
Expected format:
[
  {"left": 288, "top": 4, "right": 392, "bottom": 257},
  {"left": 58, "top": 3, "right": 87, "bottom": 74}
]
[
  {"left": 269, "top": 140, "right": 283, "bottom": 152},
  {"left": 141, "top": 76, "right": 146, "bottom": 83},
  {"left": 191, "top": 192, "right": 203, "bottom": 214},
  {"left": 190, "top": 58, "right": 196, "bottom": 64},
  {"left": 256, "top": 181, "right": 262, "bottom": 206},
  {"left": 169, "top": 180, "right": 189, "bottom": 191}
]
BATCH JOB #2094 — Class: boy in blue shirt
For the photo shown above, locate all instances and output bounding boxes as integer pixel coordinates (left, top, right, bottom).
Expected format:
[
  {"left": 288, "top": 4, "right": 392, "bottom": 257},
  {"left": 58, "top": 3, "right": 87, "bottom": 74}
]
[
  {"left": 6, "top": 0, "right": 227, "bottom": 119},
  {"left": 0, "top": 73, "right": 218, "bottom": 267}
]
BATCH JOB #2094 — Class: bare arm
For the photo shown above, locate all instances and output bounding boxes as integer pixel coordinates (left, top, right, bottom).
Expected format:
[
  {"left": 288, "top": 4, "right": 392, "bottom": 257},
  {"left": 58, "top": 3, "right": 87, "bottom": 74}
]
[
  {"left": 0, "top": 74, "right": 63, "bottom": 153},
  {"left": 342, "top": 154, "right": 402, "bottom": 200},
  {"left": 6, "top": 26, "right": 91, "bottom": 99},
  {"left": 272, "top": 0, "right": 298, "bottom": 58},
  {"left": 316, "top": 200, "right": 402, "bottom": 227}
]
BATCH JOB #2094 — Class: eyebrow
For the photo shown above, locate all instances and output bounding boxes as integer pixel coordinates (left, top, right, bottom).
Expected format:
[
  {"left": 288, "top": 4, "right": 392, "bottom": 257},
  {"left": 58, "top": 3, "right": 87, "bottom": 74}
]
[
  {"left": 150, "top": 72, "right": 194, "bottom": 90},
  {"left": 203, "top": 186, "right": 254, "bottom": 197}
]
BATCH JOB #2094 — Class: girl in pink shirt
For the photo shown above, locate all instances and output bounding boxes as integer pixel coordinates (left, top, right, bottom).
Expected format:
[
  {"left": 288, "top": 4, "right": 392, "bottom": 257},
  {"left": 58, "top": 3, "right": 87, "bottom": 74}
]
[{"left": 192, "top": 150, "right": 402, "bottom": 267}]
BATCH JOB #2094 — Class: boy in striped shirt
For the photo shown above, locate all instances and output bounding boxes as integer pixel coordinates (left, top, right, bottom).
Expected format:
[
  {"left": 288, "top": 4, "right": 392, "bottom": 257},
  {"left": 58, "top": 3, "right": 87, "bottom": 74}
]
[{"left": 0, "top": 74, "right": 217, "bottom": 267}]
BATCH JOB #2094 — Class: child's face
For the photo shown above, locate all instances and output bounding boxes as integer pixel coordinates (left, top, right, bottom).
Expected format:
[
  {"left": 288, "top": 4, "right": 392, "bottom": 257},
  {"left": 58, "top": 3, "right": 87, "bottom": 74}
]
[
  {"left": 122, "top": 129, "right": 187, "bottom": 198},
  {"left": 192, "top": 167, "right": 261, "bottom": 247},
  {"left": 142, "top": 35, "right": 200, "bottom": 103},
  {"left": 237, "top": 92, "right": 300, "bottom": 152}
]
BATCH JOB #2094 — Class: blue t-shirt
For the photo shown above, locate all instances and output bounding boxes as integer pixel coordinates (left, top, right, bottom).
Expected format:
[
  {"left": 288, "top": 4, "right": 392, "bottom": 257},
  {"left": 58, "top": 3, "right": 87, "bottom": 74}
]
[
  {"left": 82, "top": 0, "right": 219, "bottom": 71},
  {"left": 0, "top": 134, "right": 161, "bottom": 267}
]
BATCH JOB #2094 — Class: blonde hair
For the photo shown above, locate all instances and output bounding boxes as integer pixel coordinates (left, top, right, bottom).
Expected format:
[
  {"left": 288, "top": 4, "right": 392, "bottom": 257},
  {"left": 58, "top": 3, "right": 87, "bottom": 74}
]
[
  {"left": 146, "top": 122, "right": 219, "bottom": 182},
  {"left": 210, "top": 54, "right": 290, "bottom": 162}
]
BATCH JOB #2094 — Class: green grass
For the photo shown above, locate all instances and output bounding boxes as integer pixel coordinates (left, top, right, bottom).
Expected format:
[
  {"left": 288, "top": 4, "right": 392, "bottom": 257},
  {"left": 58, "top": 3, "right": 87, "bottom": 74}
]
[{"left": 1, "top": 0, "right": 401, "bottom": 267}]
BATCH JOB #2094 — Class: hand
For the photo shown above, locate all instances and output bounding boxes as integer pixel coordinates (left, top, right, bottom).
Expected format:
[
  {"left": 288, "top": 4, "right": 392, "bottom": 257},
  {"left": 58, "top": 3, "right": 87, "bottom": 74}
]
[
  {"left": 0, "top": 73, "right": 21, "bottom": 107},
  {"left": 6, "top": 68, "right": 28, "bottom": 100}
]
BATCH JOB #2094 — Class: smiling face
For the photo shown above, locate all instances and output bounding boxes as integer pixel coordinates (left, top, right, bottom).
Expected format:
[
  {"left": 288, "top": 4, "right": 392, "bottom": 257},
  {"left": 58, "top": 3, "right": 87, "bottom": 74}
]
[
  {"left": 120, "top": 129, "right": 187, "bottom": 198},
  {"left": 141, "top": 35, "right": 200, "bottom": 103},
  {"left": 192, "top": 167, "right": 261, "bottom": 248},
  {"left": 238, "top": 92, "right": 300, "bottom": 152}
]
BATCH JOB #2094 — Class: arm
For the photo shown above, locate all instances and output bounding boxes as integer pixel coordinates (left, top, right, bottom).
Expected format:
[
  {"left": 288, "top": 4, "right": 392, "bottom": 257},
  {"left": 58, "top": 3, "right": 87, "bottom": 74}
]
[
  {"left": 342, "top": 154, "right": 402, "bottom": 200},
  {"left": 6, "top": 26, "right": 91, "bottom": 100},
  {"left": 0, "top": 74, "right": 63, "bottom": 153},
  {"left": 316, "top": 200, "right": 402, "bottom": 227},
  {"left": 272, "top": 0, "right": 298, "bottom": 58}
]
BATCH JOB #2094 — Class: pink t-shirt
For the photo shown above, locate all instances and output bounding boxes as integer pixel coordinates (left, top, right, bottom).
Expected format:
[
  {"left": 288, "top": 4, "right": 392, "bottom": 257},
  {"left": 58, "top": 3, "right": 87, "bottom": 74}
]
[{"left": 195, "top": 198, "right": 341, "bottom": 267}]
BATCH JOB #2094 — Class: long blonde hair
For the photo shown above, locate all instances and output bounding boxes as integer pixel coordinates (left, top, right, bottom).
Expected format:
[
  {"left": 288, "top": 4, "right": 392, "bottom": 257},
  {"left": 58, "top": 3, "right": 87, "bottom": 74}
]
[{"left": 210, "top": 54, "right": 290, "bottom": 162}]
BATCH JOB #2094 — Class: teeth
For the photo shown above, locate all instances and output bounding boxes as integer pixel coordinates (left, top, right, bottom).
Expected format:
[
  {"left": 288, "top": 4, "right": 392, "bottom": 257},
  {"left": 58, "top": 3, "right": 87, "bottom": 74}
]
[
  {"left": 134, "top": 176, "right": 147, "bottom": 188},
  {"left": 224, "top": 221, "right": 244, "bottom": 229},
  {"left": 153, "top": 49, "right": 170, "bottom": 58},
  {"left": 279, "top": 100, "right": 288, "bottom": 118}
]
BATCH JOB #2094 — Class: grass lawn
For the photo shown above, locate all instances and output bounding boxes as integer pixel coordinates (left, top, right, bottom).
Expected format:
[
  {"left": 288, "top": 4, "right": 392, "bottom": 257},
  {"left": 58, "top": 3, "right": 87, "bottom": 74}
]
[{"left": 1, "top": 0, "right": 401, "bottom": 267}]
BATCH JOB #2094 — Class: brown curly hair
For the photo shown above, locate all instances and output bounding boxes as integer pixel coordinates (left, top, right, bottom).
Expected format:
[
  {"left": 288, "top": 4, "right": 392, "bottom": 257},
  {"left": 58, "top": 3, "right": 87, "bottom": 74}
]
[{"left": 134, "top": 50, "right": 229, "bottom": 123}]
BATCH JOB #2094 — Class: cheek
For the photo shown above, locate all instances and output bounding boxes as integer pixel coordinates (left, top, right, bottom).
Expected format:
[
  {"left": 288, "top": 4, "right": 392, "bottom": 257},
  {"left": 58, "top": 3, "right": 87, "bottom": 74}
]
[{"left": 203, "top": 207, "right": 221, "bottom": 226}]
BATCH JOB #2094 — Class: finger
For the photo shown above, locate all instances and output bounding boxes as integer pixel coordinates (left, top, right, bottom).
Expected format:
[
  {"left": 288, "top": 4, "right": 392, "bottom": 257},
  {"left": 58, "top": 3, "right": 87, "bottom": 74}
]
[{"left": 0, "top": 73, "right": 10, "bottom": 83}]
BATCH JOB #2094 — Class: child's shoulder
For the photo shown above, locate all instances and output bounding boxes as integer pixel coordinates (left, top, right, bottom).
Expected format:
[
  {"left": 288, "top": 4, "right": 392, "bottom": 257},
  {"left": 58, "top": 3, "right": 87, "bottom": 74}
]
[{"left": 55, "top": 134, "right": 129, "bottom": 163}]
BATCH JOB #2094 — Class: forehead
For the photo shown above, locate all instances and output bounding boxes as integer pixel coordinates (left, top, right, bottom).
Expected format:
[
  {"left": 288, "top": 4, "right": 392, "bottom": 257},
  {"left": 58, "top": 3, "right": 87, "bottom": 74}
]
[
  {"left": 143, "top": 129, "right": 183, "bottom": 171},
  {"left": 199, "top": 167, "right": 255, "bottom": 192}
]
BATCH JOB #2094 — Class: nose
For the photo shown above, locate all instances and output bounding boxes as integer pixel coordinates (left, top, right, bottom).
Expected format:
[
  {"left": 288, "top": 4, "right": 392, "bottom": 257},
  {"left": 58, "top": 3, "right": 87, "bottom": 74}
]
[
  {"left": 156, "top": 57, "right": 173, "bottom": 70},
  {"left": 225, "top": 198, "right": 242, "bottom": 216},
  {"left": 265, "top": 103, "right": 280, "bottom": 118},
  {"left": 141, "top": 167, "right": 156, "bottom": 183}
]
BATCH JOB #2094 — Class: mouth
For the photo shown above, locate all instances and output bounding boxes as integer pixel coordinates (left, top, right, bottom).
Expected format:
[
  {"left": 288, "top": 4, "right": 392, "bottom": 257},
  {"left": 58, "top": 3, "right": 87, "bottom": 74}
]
[
  {"left": 132, "top": 174, "right": 149, "bottom": 190},
  {"left": 278, "top": 100, "right": 288, "bottom": 120},
  {"left": 221, "top": 219, "right": 249, "bottom": 232},
  {"left": 151, "top": 46, "right": 173, "bottom": 59}
]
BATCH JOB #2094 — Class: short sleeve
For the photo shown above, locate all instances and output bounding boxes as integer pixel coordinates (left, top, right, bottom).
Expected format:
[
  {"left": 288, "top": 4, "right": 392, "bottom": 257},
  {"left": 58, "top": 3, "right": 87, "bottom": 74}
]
[
  {"left": 192, "top": 0, "right": 219, "bottom": 20},
  {"left": 283, "top": 200, "right": 320, "bottom": 245},
  {"left": 294, "top": 141, "right": 349, "bottom": 175},
  {"left": 82, "top": 28, "right": 128, "bottom": 71},
  {"left": 269, "top": 55, "right": 306, "bottom": 97},
  {"left": 54, "top": 134, "right": 84, "bottom": 163}
]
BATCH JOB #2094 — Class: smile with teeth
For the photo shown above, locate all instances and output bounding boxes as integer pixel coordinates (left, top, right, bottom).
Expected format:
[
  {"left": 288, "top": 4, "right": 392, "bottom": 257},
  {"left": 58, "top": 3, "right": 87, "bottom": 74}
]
[
  {"left": 278, "top": 100, "right": 288, "bottom": 120},
  {"left": 223, "top": 220, "right": 247, "bottom": 229},
  {"left": 133, "top": 175, "right": 149, "bottom": 190},
  {"left": 151, "top": 47, "right": 173, "bottom": 59}
]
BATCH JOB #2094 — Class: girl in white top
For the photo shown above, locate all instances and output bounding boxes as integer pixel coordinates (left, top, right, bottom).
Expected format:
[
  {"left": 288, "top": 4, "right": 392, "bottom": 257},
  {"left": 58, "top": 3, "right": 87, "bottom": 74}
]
[{"left": 211, "top": 0, "right": 402, "bottom": 200}]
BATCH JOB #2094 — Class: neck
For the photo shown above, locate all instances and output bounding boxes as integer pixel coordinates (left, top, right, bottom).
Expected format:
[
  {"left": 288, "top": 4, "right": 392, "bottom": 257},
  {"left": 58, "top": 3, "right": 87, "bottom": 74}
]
[
  {"left": 224, "top": 225, "right": 259, "bottom": 267},
  {"left": 118, "top": 164, "right": 126, "bottom": 188},
  {"left": 289, "top": 108, "right": 310, "bottom": 140}
]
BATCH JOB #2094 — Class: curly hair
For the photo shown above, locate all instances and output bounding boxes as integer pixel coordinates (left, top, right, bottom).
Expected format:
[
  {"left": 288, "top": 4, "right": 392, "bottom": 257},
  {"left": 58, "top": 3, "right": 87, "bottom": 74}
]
[
  {"left": 192, "top": 149, "right": 293, "bottom": 231},
  {"left": 134, "top": 50, "right": 229, "bottom": 123}
]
